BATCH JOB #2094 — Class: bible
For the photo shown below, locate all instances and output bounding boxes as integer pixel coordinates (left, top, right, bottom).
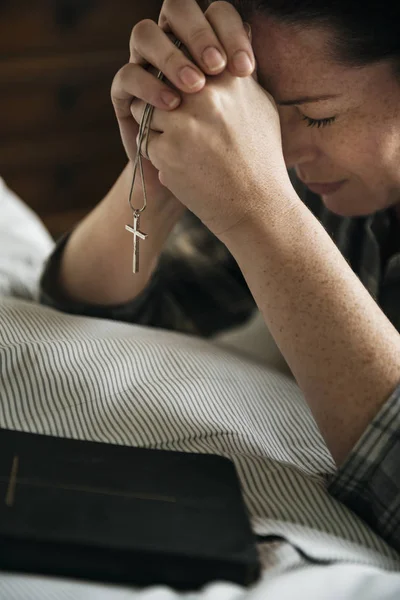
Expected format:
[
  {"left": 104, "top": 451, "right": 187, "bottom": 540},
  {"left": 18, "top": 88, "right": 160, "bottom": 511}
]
[{"left": 0, "top": 428, "right": 260, "bottom": 589}]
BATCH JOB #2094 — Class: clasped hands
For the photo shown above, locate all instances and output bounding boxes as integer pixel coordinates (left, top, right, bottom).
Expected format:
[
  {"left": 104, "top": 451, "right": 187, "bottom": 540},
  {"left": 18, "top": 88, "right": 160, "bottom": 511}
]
[{"left": 111, "top": 0, "right": 294, "bottom": 237}]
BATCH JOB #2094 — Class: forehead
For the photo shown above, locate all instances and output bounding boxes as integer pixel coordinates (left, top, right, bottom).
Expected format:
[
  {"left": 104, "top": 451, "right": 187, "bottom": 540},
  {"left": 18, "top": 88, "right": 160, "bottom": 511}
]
[{"left": 249, "top": 15, "right": 366, "bottom": 100}]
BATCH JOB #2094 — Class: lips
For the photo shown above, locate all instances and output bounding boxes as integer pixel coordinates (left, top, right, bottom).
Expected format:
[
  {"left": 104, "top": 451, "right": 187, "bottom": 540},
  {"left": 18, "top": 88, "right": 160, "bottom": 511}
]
[{"left": 303, "top": 180, "right": 346, "bottom": 195}]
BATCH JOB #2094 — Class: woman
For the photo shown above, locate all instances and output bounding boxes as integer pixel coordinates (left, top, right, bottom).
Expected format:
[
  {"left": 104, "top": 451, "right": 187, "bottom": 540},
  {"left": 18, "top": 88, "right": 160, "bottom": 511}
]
[{"left": 39, "top": 0, "right": 400, "bottom": 557}]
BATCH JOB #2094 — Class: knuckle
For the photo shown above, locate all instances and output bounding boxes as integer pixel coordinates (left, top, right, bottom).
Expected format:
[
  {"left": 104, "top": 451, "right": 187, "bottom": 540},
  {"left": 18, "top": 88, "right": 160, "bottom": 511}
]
[
  {"left": 111, "top": 63, "right": 145, "bottom": 102},
  {"left": 110, "top": 68, "right": 133, "bottom": 114},
  {"left": 203, "top": 82, "right": 218, "bottom": 101},
  {"left": 206, "top": 1, "right": 243, "bottom": 30},
  {"left": 161, "top": 0, "right": 184, "bottom": 15},
  {"left": 131, "top": 19, "right": 154, "bottom": 44},
  {"left": 160, "top": 0, "right": 172, "bottom": 13},
  {"left": 202, "top": 85, "right": 223, "bottom": 114},
  {"left": 111, "top": 64, "right": 127, "bottom": 93},
  {"left": 111, "top": 64, "right": 123, "bottom": 87},
  {"left": 118, "top": 63, "right": 134, "bottom": 87},
  {"left": 159, "top": 0, "right": 186, "bottom": 27},
  {"left": 188, "top": 25, "right": 213, "bottom": 46},
  {"left": 161, "top": 49, "right": 179, "bottom": 72},
  {"left": 206, "top": 1, "right": 233, "bottom": 15}
]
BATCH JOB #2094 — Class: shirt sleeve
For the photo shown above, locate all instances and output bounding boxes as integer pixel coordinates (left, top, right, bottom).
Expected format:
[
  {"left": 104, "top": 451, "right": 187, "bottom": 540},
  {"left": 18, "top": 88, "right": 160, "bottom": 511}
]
[
  {"left": 328, "top": 384, "right": 400, "bottom": 553},
  {"left": 39, "top": 171, "right": 308, "bottom": 336},
  {"left": 39, "top": 211, "right": 256, "bottom": 338}
]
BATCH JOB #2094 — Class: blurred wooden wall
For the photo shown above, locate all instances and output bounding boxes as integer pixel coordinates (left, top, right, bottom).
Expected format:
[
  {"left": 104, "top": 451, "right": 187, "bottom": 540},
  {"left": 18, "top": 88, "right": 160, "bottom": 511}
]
[{"left": 0, "top": 0, "right": 163, "bottom": 238}]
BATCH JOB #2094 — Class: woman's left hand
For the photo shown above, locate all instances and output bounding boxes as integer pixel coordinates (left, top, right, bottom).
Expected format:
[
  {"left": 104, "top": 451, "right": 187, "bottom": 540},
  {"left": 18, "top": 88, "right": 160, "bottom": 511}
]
[{"left": 130, "top": 68, "right": 294, "bottom": 237}]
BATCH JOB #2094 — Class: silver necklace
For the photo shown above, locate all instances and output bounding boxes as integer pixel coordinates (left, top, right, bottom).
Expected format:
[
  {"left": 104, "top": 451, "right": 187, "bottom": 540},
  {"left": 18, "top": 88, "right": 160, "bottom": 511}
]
[{"left": 125, "top": 38, "right": 182, "bottom": 274}]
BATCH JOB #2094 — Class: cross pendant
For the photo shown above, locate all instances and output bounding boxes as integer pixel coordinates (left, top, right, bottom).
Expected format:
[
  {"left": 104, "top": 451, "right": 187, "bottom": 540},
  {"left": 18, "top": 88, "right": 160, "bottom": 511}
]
[{"left": 125, "top": 212, "right": 148, "bottom": 274}]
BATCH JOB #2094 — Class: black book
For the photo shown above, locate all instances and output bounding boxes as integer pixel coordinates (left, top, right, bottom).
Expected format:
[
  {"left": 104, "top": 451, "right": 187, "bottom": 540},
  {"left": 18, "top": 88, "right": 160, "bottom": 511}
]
[{"left": 0, "top": 428, "right": 260, "bottom": 590}]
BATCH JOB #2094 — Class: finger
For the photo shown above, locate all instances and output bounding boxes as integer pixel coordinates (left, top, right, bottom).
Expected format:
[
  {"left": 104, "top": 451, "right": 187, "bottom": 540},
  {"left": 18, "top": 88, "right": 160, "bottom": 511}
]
[
  {"left": 130, "top": 29, "right": 186, "bottom": 66},
  {"left": 130, "top": 99, "right": 146, "bottom": 127},
  {"left": 137, "top": 128, "right": 160, "bottom": 163},
  {"left": 205, "top": 2, "right": 255, "bottom": 76},
  {"left": 111, "top": 63, "right": 181, "bottom": 121},
  {"left": 159, "top": 0, "right": 228, "bottom": 75},
  {"left": 130, "top": 19, "right": 206, "bottom": 94},
  {"left": 136, "top": 131, "right": 150, "bottom": 160},
  {"left": 159, "top": 0, "right": 254, "bottom": 77},
  {"left": 131, "top": 99, "right": 167, "bottom": 136}
]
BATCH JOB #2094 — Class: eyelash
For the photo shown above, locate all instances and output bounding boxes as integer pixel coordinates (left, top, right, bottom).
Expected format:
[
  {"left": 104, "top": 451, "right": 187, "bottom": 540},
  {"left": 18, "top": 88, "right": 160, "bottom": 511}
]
[{"left": 301, "top": 115, "right": 336, "bottom": 128}]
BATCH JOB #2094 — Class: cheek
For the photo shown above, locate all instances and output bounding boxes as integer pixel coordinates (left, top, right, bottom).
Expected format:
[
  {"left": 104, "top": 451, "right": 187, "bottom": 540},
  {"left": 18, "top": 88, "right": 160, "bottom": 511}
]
[
  {"left": 325, "top": 129, "right": 373, "bottom": 173},
  {"left": 338, "top": 120, "right": 400, "bottom": 184},
  {"left": 375, "top": 123, "right": 400, "bottom": 186},
  {"left": 320, "top": 114, "right": 394, "bottom": 180},
  {"left": 319, "top": 123, "right": 400, "bottom": 216}
]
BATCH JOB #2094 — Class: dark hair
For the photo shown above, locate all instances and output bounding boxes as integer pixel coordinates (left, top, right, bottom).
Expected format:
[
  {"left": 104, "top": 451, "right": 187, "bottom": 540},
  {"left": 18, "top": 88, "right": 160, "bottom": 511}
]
[{"left": 223, "top": 1, "right": 400, "bottom": 75}]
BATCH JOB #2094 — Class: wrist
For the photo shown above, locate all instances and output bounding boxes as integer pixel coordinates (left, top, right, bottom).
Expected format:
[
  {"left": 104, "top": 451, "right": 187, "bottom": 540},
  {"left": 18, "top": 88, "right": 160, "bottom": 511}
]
[
  {"left": 218, "top": 185, "right": 302, "bottom": 255},
  {"left": 123, "top": 160, "right": 186, "bottom": 222},
  {"left": 57, "top": 164, "right": 185, "bottom": 306}
]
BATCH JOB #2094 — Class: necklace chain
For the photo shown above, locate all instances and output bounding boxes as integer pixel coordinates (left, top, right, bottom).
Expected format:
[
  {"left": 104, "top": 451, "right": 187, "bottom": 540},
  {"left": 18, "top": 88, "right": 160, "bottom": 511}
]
[{"left": 128, "top": 38, "right": 183, "bottom": 215}]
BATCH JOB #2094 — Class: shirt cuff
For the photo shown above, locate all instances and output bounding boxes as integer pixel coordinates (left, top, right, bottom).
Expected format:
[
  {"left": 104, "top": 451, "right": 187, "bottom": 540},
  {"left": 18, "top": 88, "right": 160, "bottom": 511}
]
[
  {"left": 39, "top": 231, "right": 161, "bottom": 323},
  {"left": 328, "top": 384, "right": 400, "bottom": 552}
]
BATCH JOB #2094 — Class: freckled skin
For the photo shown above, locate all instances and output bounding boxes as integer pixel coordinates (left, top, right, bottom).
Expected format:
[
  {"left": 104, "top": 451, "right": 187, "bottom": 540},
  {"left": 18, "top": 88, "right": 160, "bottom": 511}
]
[
  {"left": 250, "top": 16, "right": 400, "bottom": 217},
  {"left": 56, "top": 4, "right": 400, "bottom": 467}
]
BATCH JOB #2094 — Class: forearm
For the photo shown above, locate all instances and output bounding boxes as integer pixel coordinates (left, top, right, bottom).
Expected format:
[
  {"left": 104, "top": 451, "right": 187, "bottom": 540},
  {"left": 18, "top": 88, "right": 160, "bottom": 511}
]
[
  {"left": 221, "top": 189, "right": 400, "bottom": 465},
  {"left": 57, "top": 162, "right": 185, "bottom": 305}
]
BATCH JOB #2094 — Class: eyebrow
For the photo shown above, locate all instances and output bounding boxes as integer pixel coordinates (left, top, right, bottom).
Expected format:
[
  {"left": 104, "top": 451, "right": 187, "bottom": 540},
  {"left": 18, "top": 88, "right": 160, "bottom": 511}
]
[{"left": 276, "top": 93, "right": 342, "bottom": 106}]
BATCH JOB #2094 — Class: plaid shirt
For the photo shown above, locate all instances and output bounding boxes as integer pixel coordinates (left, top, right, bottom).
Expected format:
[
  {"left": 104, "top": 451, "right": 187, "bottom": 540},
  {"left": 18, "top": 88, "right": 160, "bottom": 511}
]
[{"left": 40, "top": 169, "right": 400, "bottom": 555}]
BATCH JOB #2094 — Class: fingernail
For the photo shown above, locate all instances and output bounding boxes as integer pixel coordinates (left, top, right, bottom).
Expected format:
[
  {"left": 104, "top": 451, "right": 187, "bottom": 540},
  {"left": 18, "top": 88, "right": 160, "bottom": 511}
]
[
  {"left": 179, "top": 66, "right": 204, "bottom": 89},
  {"left": 160, "top": 90, "right": 180, "bottom": 108},
  {"left": 232, "top": 50, "right": 253, "bottom": 74},
  {"left": 202, "top": 46, "right": 226, "bottom": 72}
]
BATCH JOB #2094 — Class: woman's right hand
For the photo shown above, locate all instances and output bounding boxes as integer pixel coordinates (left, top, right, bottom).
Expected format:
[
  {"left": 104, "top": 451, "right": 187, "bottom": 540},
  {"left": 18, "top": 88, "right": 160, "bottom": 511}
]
[{"left": 111, "top": 0, "right": 255, "bottom": 194}]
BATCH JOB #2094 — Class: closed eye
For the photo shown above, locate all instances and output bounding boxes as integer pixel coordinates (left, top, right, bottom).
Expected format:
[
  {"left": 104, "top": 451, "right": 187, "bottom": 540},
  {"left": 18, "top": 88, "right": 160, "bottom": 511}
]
[{"left": 301, "top": 115, "right": 336, "bottom": 128}]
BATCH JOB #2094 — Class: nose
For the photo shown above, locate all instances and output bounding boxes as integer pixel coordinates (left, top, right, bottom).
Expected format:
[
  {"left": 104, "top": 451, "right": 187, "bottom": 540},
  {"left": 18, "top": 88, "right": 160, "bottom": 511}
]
[{"left": 279, "top": 107, "right": 320, "bottom": 169}]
